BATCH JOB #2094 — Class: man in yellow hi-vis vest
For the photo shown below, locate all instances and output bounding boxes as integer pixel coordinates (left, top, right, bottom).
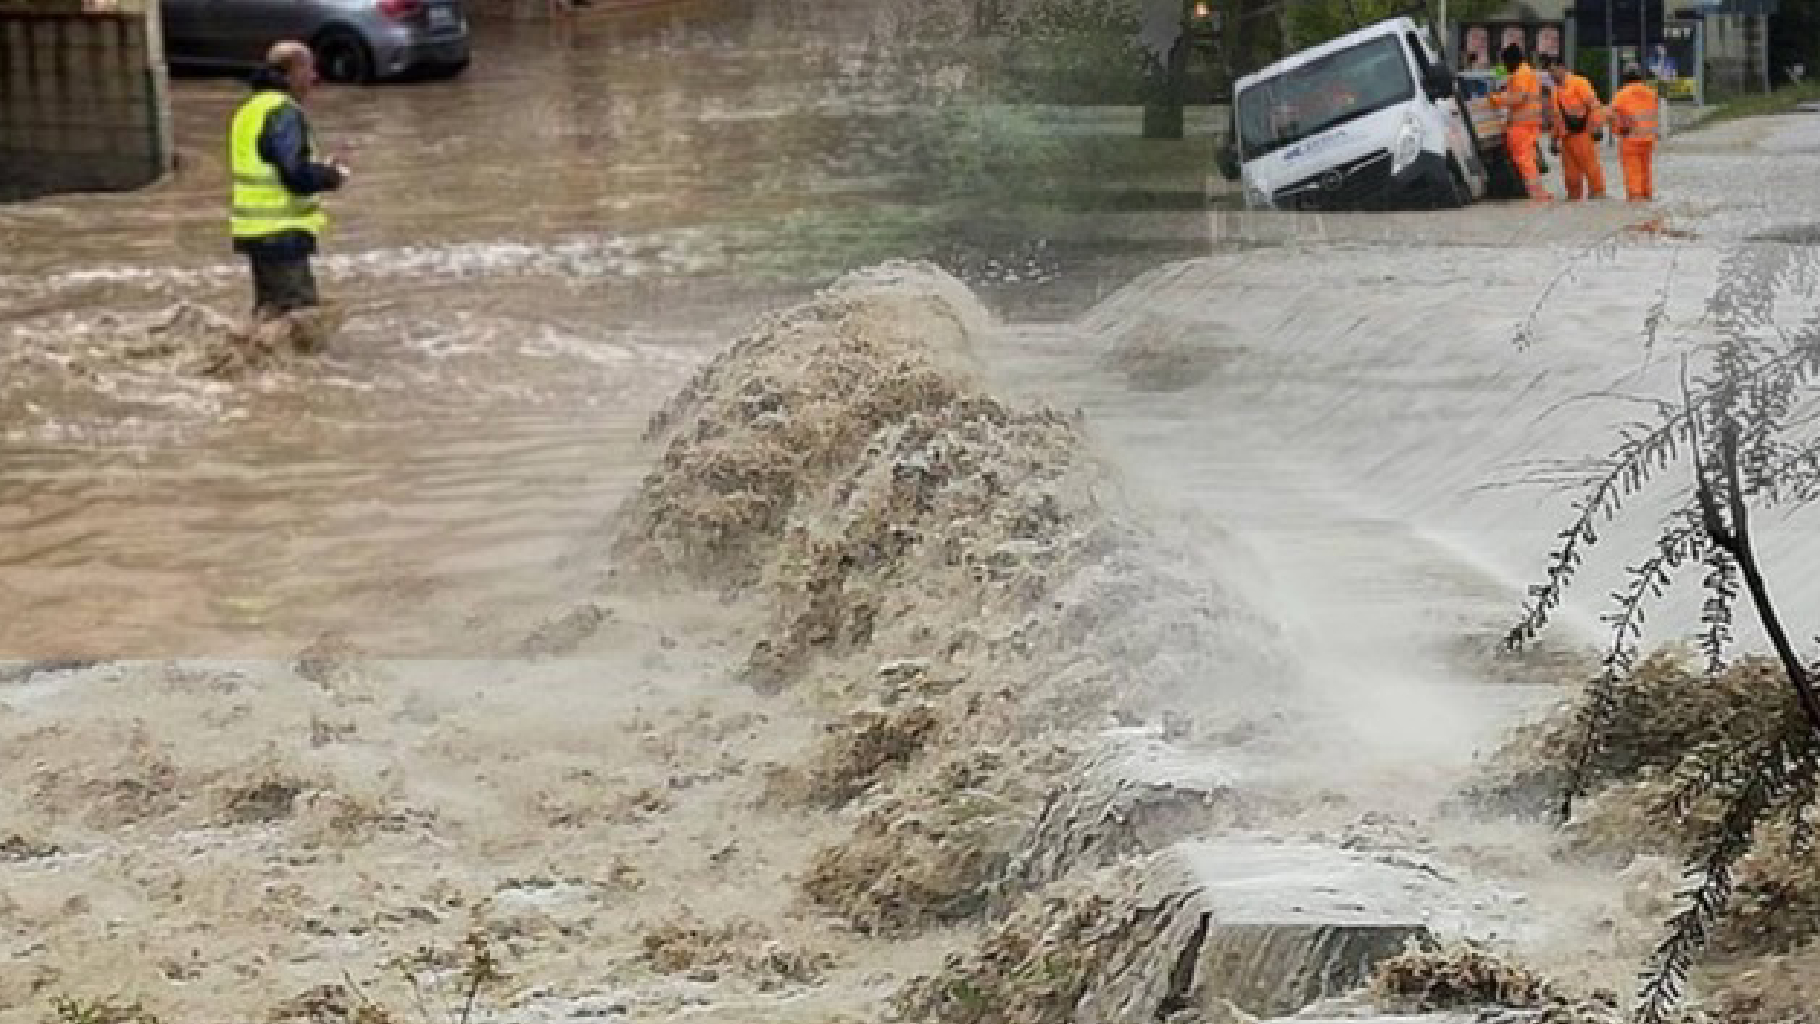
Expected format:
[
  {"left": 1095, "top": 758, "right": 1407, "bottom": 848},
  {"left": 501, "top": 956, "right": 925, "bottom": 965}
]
[{"left": 230, "top": 41, "right": 349, "bottom": 331}]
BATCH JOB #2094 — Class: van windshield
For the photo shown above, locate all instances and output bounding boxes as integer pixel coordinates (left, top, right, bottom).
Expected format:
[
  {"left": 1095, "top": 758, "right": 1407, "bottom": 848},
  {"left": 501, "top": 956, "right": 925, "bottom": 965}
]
[{"left": 1235, "top": 34, "right": 1415, "bottom": 161}]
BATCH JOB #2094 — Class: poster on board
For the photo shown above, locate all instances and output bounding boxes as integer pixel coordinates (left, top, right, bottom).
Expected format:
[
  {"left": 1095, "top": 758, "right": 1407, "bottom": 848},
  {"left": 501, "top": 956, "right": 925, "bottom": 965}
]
[
  {"left": 1654, "top": 20, "right": 1700, "bottom": 101},
  {"left": 1456, "top": 21, "right": 1565, "bottom": 71}
]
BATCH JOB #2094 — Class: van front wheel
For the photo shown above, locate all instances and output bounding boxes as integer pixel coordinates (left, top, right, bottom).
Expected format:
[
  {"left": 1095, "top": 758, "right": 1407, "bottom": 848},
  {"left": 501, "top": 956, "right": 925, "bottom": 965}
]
[{"left": 1443, "top": 160, "right": 1472, "bottom": 209}]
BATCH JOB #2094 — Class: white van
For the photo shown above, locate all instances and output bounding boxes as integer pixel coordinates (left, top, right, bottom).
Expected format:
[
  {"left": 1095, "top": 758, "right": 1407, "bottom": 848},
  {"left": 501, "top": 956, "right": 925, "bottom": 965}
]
[{"left": 1217, "top": 17, "right": 1496, "bottom": 211}]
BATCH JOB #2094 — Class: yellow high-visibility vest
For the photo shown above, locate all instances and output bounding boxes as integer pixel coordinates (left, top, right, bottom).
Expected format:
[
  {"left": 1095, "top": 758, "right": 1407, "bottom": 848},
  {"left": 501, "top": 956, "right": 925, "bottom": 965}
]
[{"left": 229, "top": 90, "right": 329, "bottom": 241}]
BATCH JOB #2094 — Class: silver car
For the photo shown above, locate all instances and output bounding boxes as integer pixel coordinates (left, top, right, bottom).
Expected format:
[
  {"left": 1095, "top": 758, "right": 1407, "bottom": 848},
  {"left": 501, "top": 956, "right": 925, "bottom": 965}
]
[{"left": 161, "top": 0, "right": 470, "bottom": 83}]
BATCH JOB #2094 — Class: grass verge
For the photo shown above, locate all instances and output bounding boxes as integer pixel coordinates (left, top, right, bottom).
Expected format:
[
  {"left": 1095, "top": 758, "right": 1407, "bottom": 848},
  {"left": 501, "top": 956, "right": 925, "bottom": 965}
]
[{"left": 1699, "top": 81, "right": 1820, "bottom": 125}]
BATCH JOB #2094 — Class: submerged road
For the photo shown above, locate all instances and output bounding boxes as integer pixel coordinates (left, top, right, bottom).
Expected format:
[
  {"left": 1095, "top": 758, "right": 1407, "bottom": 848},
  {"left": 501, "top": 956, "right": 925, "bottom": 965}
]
[
  {"left": 4, "top": 7, "right": 1820, "bottom": 1014},
  {"left": 0, "top": 0, "right": 1186, "bottom": 658}
]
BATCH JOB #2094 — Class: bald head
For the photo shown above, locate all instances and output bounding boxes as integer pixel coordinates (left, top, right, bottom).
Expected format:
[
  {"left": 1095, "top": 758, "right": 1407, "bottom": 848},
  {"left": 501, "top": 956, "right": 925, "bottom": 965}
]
[
  {"left": 265, "top": 40, "right": 318, "bottom": 97},
  {"left": 267, "top": 40, "right": 310, "bottom": 68}
]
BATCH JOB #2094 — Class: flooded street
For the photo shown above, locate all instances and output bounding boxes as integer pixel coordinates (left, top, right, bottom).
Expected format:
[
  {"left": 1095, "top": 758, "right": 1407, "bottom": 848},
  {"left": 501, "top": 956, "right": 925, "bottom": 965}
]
[
  {"left": 8, "top": 4, "right": 1820, "bottom": 1021},
  {"left": 0, "top": 1, "right": 1196, "bottom": 658}
]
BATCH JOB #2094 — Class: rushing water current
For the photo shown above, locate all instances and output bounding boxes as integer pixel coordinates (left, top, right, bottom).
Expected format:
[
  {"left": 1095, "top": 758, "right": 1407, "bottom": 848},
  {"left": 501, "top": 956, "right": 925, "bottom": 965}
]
[
  {"left": 0, "top": 1, "right": 1215, "bottom": 659},
  {"left": 10, "top": 6, "right": 1820, "bottom": 1019}
]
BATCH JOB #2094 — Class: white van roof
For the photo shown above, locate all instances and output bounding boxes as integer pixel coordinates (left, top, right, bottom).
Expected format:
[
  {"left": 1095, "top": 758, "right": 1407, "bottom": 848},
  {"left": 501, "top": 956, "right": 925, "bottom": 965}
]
[{"left": 1233, "top": 17, "right": 1420, "bottom": 94}]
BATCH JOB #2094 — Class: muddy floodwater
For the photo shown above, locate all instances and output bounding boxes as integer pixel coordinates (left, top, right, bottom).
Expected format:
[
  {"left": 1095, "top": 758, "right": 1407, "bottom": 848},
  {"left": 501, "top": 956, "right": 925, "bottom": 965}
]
[
  {"left": 9, "top": 3, "right": 1820, "bottom": 1021},
  {"left": 0, "top": 1, "right": 1211, "bottom": 659}
]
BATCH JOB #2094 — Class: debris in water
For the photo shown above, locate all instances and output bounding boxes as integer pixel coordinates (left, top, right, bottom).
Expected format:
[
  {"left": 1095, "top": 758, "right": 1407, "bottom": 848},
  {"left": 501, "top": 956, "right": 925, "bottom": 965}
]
[
  {"left": 1097, "top": 312, "right": 1238, "bottom": 392},
  {"left": 802, "top": 750, "right": 1028, "bottom": 935},
  {"left": 267, "top": 983, "right": 368, "bottom": 1024},
  {"left": 1371, "top": 943, "right": 1566, "bottom": 1010},
  {"left": 639, "top": 913, "right": 836, "bottom": 988},
  {"left": 34, "top": 301, "right": 347, "bottom": 382},
  {"left": 0, "top": 834, "right": 60, "bottom": 862},
  {"left": 518, "top": 601, "right": 611, "bottom": 659},
  {"left": 1702, "top": 945, "right": 1820, "bottom": 1023},
  {"left": 1464, "top": 652, "right": 1796, "bottom": 829},
  {"left": 613, "top": 261, "right": 989, "bottom": 588},
  {"left": 215, "top": 774, "right": 306, "bottom": 825},
  {"left": 0, "top": 660, "right": 100, "bottom": 686},
  {"left": 740, "top": 398, "right": 1096, "bottom": 698},
  {"left": 294, "top": 630, "right": 366, "bottom": 690},
  {"left": 204, "top": 305, "right": 346, "bottom": 378},
  {"left": 1468, "top": 649, "right": 1820, "bottom": 1006},
  {"left": 27, "top": 720, "right": 185, "bottom": 830},
  {"left": 780, "top": 702, "right": 945, "bottom": 808},
  {"left": 1746, "top": 222, "right": 1820, "bottom": 245},
  {"left": 891, "top": 871, "right": 1133, "bottom": 1024}
]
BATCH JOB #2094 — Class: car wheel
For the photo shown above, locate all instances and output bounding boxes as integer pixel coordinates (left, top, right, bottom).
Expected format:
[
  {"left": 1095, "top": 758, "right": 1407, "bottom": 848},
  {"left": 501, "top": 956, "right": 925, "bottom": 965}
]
[
  {"left": 426, "top": 58, "right": 469, "bottom": 80},
  {"left": 315, "top": 30, "right": 374, "bottom": 84}
]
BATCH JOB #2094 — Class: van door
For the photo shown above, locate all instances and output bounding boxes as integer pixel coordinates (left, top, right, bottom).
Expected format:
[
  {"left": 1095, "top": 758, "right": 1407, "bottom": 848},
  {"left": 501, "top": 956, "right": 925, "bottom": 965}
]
[{"left": 1404, "top": 27, "right": 1485, "bottom": 196}]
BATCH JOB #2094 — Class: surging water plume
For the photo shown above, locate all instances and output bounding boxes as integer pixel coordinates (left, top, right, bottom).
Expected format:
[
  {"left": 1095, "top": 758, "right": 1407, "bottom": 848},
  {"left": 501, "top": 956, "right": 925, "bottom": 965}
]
[
  {"left": 1464, "top": 650, "right": 1820, "bottom": 1020},
  {"left": 613, "top": 260, "right": 1289, "bottom": 726},
  {"left": 0, "top": 260, "right": 1294, "bottom": 1024}
]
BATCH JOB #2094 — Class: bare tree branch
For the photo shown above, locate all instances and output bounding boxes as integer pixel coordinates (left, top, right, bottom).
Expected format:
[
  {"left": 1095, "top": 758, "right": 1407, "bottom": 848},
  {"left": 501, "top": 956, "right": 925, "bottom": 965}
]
[
  {"left": 1509, "top": 243, "right": 1820, "bottom": 1023},
  {"left": 1711, "top": 421, "right": 1820, "bottom": 734}
]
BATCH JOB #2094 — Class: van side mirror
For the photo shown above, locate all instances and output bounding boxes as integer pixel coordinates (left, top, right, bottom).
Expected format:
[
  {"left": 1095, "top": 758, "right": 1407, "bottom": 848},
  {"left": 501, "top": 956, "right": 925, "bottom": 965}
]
[
  {"left": 1424, "top": 66, "right": 1456, "bottom": 101},
  {"left": 1216, "top": 141, "right": 1241, "bottom": 181}
]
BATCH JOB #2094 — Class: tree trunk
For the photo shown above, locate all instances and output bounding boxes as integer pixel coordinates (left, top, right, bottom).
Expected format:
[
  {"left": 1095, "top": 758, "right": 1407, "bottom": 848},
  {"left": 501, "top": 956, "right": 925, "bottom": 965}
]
[{"left": 1143, "top": 34, "right": 1190, "bottom": 138}]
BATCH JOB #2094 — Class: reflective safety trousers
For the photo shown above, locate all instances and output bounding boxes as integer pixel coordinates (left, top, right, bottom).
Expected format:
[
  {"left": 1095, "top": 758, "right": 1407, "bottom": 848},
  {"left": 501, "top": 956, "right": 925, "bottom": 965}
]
[
  {"left": 1560, "top": 131, "right": 1606, "bottom": 201},
  {"left": 1620, "top": 140, "right": 1655, "bottom": 201},
  {"left": 1506, "top": 126, "right": 1551, "bottom": 200}
]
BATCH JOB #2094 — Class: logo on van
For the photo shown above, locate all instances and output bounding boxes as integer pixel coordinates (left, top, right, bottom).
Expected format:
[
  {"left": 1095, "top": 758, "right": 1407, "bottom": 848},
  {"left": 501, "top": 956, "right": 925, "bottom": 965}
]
[
  {"left": 1320, "top": 170, "right": 1344, "bottom": 191},
  {"left": 1283, "top": 128, "right": 1350, "bottom": 163}
]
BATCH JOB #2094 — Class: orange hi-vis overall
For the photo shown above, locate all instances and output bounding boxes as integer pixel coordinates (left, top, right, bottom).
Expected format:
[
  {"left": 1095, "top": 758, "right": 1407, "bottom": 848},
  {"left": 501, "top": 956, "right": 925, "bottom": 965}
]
[
  {"left": 1552, "top": 73, "right": 1606, "bottom": 201},
  {"left": 1491, "top": 64, "right": 1553, "bottom": 200},
  {"left": 1609, "top": 82, "right": 1661, "bottom": 201}
]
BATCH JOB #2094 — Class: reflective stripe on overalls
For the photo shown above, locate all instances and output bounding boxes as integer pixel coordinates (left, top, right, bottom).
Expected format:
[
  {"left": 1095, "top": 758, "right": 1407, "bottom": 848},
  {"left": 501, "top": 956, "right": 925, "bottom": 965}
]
[
  {"left": 229, "top": 90, "right": 329, "bottom": 241},
  {"left": 1505, "top": 69, "right": 1550, "bottom": 129},
  {"left": 1613, "top": 84, "right": 1660, "bottom": 141}
]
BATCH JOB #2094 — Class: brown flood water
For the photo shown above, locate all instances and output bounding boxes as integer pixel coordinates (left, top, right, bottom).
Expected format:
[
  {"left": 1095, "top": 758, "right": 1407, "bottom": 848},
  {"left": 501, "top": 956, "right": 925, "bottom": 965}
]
[{"left": 0, "top": 1, "right": 1197, "bottom": 660}]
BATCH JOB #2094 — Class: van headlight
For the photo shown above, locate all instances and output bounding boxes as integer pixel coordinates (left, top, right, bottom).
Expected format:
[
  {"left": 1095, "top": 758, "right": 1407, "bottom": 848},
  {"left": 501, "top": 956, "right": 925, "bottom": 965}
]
[{"left": 1392, "top": 117, "right": 1424, "bottom": 175}]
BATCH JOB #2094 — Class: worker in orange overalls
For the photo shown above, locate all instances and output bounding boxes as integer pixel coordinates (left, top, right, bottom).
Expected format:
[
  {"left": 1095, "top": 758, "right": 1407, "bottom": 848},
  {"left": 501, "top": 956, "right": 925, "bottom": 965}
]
[
  {"left": 1548, "top": 60, "right": 1607, "bottom": 201},
  {"left": 1608, "top": 64, "right": 1661, "bottom": 202},
  {"left": 1489, "top": 43, "right": 1552, "bottom": 201}
]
